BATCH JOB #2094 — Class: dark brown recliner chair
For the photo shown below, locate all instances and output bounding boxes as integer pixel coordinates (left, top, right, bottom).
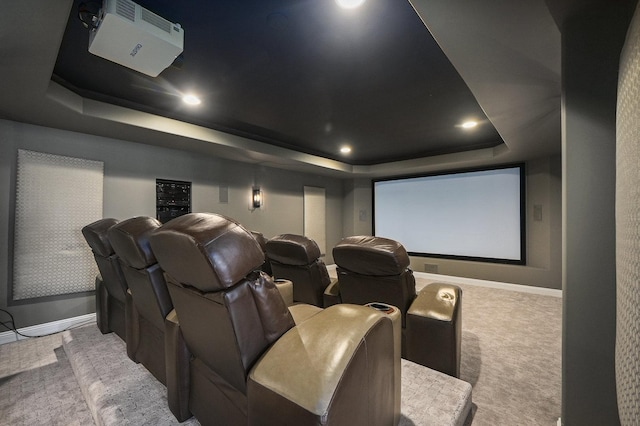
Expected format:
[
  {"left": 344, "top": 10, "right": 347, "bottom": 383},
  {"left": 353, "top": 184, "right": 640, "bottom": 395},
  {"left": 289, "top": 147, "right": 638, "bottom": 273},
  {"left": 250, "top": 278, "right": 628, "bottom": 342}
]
[
  {"left": 329, "top": 235, "right": 462, "bottom": 378},
  {"left": 107, "top": 216, "right": 173, "bottom": 385},
  {"left": 81, "top": 218, "right": 128, "bottom": 340},
  {"left": 251, "top": 231, "right": 294, "bottom": 306},
  {"left": 250, "top": 231, "right": 273, "bottom": 276},
  {"left": 265, "top": 234, "right": 333, "bottom": 307},
  {"left": 149, "top": 213, "right": 396, "bottom": 425}
]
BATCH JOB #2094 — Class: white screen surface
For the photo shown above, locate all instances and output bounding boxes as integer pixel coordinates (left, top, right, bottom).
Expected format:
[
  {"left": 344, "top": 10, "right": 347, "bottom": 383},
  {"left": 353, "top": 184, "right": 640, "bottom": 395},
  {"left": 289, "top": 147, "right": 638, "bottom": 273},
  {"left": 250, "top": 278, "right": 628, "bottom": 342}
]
[{"left": 374, "top": 166, "right": 524, "bottom": 262}]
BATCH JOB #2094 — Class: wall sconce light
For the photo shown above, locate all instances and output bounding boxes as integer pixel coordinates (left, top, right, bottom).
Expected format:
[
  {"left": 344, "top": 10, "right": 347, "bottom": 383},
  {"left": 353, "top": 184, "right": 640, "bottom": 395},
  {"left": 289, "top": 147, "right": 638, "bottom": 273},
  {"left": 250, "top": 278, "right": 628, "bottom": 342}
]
[{"left": 252, "top": 187, "right": 262, "bottom": 209}]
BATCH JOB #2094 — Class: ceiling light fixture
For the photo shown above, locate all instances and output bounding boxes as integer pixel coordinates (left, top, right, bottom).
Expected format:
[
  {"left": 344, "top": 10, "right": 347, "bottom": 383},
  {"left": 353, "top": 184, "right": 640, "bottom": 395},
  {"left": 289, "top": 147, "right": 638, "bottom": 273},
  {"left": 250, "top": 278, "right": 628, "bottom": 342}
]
[
  {"left": 461, "top": 120, "right": 478, "bottom": 129},
  {"left": 182, "top": 94, "right": 201, "bottom": 105},
  {"left": 340, "top": 146, "right": 352, "bottom": 154},
  {"left": 335, "top": 0, "right": 366, "bottom": 9}
]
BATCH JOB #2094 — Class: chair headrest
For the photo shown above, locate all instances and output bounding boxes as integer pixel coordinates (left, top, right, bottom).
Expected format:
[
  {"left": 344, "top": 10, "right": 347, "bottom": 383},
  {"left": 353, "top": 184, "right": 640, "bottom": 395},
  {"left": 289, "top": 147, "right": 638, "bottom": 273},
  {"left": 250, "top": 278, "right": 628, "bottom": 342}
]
[
  {"left": 333, "top": 236, "right": 410, "bottom": 276},
  {"left": 81, "top": 218, "right": 120, "bottom": 258},
  {"left": 108, "top": 216, "right": 161, "bottom": 269},
  {"left": 149, "top": 213, "right": 265, "bottom": 292},
  {"left": 266, "top": 234, "right": 321, "bottom": 265},
  {"left": 251, "top": 231, "right": 268, "bottom": 253}
]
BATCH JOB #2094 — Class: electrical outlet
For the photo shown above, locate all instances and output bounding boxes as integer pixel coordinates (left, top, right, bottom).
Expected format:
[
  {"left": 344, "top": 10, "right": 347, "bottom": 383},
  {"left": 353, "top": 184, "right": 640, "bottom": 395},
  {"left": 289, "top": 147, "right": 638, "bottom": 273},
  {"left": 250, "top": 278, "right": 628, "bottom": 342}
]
[
  {"left": 424, "top": 263, "right": 438, "bottom": 273},
  {"left": 534, "top": 204, "right": 543, "bottom": 221}
]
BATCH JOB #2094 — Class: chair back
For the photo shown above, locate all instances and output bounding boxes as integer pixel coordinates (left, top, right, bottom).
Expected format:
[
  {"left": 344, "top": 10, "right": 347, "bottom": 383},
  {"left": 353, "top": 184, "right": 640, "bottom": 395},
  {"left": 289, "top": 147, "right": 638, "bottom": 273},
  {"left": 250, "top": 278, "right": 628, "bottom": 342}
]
[
  {"left": 266, "top": 234, "right": 331, "bottom": 306},
  {"left": 150, "top": 213, "right": 295, "bottom": 396},
  {"left": 109, "top": 216, "right": 172, "bottom": 330},
  {"left": 108, "top": 216, "right": 174, "bottom": 383},
  {"left": 333, "top": 235, "right": 417, "bottom": 326},
  {"left": 251, "top": 231, "right": 273, "bottom": 275},
  {"left": 82, "top": 218, "right": 128, "bottom": 303}
]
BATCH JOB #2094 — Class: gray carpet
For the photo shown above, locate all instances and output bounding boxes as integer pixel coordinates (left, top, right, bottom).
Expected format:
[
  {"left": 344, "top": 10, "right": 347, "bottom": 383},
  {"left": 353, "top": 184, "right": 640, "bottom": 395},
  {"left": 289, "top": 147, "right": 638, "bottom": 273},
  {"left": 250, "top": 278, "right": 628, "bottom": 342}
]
[
  {"left": 0, "top": 278, "right": 561, "bottom": 425},
  {"left": 0, "top": 333, "right": 93, "bottom": 425},
  {"left": 62, "top": 323, "right": 472, "bottom": 426},
  {"left": 62, "top": 326, "right": 199, "bottom": 426},
  {"left": 415, "top": 278, "right": 562, "bottom": 426}
]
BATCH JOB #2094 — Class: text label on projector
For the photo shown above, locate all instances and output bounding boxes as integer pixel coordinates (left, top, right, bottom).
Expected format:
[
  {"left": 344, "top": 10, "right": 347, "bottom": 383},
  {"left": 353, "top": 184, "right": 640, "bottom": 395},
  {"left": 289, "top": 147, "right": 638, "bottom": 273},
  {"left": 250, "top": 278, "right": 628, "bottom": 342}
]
[{"left": 130, "top": 43, "right": 143, "bottom": 57}]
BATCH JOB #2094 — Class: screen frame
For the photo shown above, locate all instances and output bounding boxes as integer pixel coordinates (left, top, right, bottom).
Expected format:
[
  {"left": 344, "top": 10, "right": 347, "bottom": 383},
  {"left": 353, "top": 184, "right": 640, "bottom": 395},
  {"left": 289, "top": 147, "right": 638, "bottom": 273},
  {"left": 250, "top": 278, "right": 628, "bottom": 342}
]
[{"left": 372, "top": 163, "right": 526, "bottom": 265}]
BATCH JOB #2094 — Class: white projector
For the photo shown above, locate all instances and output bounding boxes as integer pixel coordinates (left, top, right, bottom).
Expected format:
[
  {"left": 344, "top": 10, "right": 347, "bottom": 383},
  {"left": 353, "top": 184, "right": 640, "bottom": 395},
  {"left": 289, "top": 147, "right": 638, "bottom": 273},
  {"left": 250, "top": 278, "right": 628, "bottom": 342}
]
[{"left": 88, "top": 0, "right": 184, "bottom": 77}]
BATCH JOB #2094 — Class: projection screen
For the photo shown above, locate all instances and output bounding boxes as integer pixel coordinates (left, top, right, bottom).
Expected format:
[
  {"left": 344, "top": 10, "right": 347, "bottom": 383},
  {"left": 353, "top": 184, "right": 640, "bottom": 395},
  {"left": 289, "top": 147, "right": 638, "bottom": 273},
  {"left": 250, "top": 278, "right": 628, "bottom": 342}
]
[{"left": 373, "top": 164, "right": 525, "bottom": 264}]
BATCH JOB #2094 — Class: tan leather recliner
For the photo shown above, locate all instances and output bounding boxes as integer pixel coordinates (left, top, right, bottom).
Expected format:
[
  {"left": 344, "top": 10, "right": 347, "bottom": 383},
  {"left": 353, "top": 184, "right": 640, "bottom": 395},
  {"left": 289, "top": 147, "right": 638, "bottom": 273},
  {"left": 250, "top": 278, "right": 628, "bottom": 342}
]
[
  {"left": 149, "top": 213, "right": 396, "bottom": 425},
  {"left": 329, "top": 235, "right": 462, "bottom": 378},
  {"left": 265, "top": 234, "right": 333, "bottom": 307},
  {"left": 81, "top": 218, "right": 128, "bottom": 340}
]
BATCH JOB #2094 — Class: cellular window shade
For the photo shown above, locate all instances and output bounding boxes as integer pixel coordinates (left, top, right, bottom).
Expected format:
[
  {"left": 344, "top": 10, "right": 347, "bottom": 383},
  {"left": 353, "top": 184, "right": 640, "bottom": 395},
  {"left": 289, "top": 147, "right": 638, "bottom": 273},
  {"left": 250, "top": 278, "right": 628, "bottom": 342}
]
[{"left": 12, "top": 150, "right": 103, "bottom": 301}]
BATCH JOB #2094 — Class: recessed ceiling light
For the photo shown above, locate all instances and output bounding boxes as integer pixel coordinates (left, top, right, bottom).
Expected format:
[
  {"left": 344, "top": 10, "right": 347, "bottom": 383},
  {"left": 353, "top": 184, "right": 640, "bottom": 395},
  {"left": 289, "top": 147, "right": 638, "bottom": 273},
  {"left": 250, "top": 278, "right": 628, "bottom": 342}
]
[
  {"left": 340, "top": 146, "right": 352, "bottom": 154},
  {"left": 336, "top": 0, "right": 366, "bottom": 9},
  {"left": 461, "top": 121, "right": 478, "bottom": 129},
  {"left": 182, "top": 94, "right": 201, "bottom": 106}
]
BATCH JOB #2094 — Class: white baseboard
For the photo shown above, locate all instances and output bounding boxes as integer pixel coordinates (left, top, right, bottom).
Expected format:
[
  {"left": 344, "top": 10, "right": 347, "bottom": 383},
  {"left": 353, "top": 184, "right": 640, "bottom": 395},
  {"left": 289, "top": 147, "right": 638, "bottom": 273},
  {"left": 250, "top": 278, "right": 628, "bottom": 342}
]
[
  {"left": 413, "top": 271, "right": 563, "bottom": 298},
  {"left": 0, "top": 313, "right": 96, "bottom": 346}
]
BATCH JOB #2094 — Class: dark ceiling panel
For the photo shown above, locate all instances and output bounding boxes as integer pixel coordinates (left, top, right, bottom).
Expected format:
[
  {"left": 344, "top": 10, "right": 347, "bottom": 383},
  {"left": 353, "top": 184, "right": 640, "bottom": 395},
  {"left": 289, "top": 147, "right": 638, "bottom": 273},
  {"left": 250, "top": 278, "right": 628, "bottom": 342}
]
[{"left": 53, "top": 0, "right": 504, "bottom": 165}]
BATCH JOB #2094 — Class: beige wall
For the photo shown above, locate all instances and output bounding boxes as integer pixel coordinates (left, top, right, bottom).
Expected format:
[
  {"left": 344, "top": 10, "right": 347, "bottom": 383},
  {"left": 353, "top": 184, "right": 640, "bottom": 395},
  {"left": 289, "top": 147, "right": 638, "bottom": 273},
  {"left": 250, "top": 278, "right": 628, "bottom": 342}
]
[
  {"left": 346, "top": 156, "right": 562, "bottom": 289},
  {"left": 342, "top": 178, "right": 373, "bottom": 238},
  {"left": 411, "top": 156, "right": 562, "bottom": 289},
  {"left": 0, "top": 119, "right": 344, "bottom": 328},
  {"left": 0, "top": 118, "right": 564, "bottom": 332},
  {"left": 561, "top": 5, "right": 629, "bottom": 423}
]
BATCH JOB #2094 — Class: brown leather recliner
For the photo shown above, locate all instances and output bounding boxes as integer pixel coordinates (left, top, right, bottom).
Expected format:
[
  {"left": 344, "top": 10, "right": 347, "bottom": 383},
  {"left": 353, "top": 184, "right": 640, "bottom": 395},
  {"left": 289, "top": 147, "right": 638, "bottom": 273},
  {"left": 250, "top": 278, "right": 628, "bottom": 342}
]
[
  {"left": 107, "top": 216, "right": 173, "bottom": 385},
  {"left": 149, "top": 213, "right": 396, "bottom": 425},
  {"left": 250, "top": 231, "right": 273, "bottom": 276},
  {"left": 265, "top": 234, "right": 333, "bottom": 307},
  {"left": 81, "top": 218, "right": 128, "bottom": 340},
  {"left": 329, "top": 235, "right": 462, "bottom": 378}
]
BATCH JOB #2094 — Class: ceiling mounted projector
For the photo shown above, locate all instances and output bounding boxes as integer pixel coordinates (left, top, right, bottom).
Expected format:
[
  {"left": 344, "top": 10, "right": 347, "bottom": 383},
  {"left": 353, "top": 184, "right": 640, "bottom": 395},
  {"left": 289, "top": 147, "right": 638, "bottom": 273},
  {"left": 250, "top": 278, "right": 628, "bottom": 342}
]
[{"left": 88, "top": 0, "right": 184, "bottom": 77}]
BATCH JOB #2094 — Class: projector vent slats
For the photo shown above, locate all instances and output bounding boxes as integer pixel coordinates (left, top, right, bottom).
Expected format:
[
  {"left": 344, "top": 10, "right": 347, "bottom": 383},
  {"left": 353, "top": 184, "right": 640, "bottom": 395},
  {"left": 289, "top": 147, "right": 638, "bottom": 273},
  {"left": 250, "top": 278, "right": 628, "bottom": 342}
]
[
  {"left": 141, "top": 8, "right": 172, "bottom": 33},
  {"left": 115, "top": 0, "right": 135, "bottom": 22}
]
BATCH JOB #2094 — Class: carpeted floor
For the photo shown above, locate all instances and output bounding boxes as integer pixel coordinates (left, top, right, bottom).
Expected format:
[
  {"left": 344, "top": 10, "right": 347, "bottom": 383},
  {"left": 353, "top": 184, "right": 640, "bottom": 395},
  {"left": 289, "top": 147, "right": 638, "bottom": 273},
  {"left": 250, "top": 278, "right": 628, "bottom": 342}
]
[
  {"left": 415, "top": 278, "right": 562, "bottom": 426},
  {"left": 61, "top": 324, "right": 471, "bottom": 426},
  {"left": 0, "top": 277, "right": 562, "bottom": 425},
  {"left": 0, "top": 333, "right": 93, "bottom": 425}
]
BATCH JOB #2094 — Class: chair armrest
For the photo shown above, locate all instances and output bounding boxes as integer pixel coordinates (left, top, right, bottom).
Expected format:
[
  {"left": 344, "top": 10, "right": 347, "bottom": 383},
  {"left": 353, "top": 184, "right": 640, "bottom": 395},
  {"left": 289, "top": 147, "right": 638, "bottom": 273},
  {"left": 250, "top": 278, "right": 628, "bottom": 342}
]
[
  {"left": 406, "top": 283, "right": 462, "bottom": 377},
  {"left": 288, "top": 303, "right": 323, "bottom": 325},
  {"left": 408, "top": 283, "right": 460, "bottom": 321},
  {"left": 165, "top": 309, "right": 192, "bottom": 422},
  {"left": 322, "top": 278, "right": 341, "bottom": 307},
  {"left": 248, "top": 304, "right": 395, "bottom": 426},
  {"left": 274, "top": 279, "right": 294, "bottom": 306}
]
